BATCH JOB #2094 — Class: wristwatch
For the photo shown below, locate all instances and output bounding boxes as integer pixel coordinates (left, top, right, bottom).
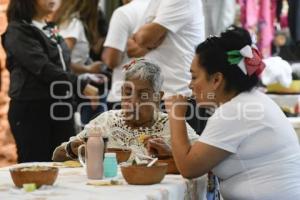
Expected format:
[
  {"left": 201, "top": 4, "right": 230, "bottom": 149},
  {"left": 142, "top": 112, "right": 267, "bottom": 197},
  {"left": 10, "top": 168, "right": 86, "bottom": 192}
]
[
  {"left": 100, "top": 63, "right": 112, "bottom": 74},
  {"left": 65, "top": 141, "right": 78, "bottom": 160}
]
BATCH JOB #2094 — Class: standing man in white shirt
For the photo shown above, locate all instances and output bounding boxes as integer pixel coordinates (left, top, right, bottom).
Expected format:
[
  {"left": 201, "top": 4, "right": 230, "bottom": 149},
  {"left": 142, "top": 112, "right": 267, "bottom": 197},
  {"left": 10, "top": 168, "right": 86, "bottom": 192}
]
[
  {"left": 131, "top": 0, "right": 207, "bottom": 133},
  {"left": 102, "top": 0, "right": 151, "bottom": 110}
]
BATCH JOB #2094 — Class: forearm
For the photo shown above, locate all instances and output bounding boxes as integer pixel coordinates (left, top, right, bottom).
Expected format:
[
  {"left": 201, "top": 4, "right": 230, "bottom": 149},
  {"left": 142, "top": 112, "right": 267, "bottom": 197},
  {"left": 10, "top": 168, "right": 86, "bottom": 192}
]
[
  {"left": 101, "top": 48, "right": 123, "bottom": 70},
  {"left": 134, "top": 23, "right": 167, "bottom": 49},
  {"left": 169, "top": 115, "right": 231, "bottom": 178},
  {"left": 52, "top": 138, "right": 85, "bottom": 162},
  {"left": 168, "top": 115, "right": 192, "bottom": 173},
  {"left": 127, "top": 46, "right": 149, "bottom": 58},
  {"left": 70, "top": 63, "right": 91, "bottom": 74}
]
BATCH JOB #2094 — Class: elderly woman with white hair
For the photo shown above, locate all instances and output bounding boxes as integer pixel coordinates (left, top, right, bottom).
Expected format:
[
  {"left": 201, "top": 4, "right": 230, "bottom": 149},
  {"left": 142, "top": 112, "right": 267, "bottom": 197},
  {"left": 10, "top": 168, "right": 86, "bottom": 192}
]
[{"left": 52, "top": 59, "right": 199, "bottom": 161}]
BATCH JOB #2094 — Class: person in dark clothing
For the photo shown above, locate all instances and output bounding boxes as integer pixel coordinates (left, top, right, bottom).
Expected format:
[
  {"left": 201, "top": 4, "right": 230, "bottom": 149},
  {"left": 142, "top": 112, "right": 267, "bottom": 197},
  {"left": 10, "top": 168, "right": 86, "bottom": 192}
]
[
  {"left": 90, "top": 9, "right": 108, "bottom": 62},
  {"left": 288, "top": 0, "right": 300, "bottom": 43},
  {"left": 2, "top": 0, "right": 99, "bottom": 163}
]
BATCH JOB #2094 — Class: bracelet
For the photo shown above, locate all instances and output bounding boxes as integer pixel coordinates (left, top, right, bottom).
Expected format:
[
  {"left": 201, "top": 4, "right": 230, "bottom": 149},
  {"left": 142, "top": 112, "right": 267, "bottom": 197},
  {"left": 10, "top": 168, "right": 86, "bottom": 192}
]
[
  {"left": 65, "top": 141, "right": 78, "bottom": 160},
  {"left": 100, "top": 63, "right": 112, "bottom": 74}
]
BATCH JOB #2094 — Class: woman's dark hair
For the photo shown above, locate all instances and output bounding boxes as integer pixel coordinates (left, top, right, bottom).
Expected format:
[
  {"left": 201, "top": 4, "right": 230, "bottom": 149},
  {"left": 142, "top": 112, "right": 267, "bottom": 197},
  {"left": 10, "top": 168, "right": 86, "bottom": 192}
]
[
  {"left": 54, "top": 0, "right": 100, "bottom": 45},
  {"left": 7, "top": 0, "right": 36, "bottom": 23},
  {"left": 196, "top": 26, "right": 259, "bottom": 93}
]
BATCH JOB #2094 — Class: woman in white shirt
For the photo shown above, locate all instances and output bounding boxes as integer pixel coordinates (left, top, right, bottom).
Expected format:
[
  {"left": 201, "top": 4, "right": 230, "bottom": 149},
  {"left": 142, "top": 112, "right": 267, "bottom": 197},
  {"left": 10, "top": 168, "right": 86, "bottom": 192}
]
[
  {"left": 164, "top": 27, "right": 300, "bottom": 199},
  {"left": 54, "top": 0, "right": 103, "bottom": 74},
  {"left": 54, "top": 0, "right": 107, "bottom": 124}
]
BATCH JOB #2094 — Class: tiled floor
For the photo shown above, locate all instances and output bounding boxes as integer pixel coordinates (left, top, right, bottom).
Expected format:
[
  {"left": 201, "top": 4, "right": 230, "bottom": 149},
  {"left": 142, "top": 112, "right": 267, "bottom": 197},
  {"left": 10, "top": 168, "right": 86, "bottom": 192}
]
[{"left": 0, "top": 0, "right": 17, "bottom": 167}]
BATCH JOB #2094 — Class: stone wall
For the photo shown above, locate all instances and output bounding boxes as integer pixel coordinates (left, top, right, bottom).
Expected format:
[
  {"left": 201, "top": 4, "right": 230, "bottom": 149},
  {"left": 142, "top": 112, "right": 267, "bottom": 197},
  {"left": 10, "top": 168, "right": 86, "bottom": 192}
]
[{"left": 0, "top": 0, "right": 17, "bottom": 167}]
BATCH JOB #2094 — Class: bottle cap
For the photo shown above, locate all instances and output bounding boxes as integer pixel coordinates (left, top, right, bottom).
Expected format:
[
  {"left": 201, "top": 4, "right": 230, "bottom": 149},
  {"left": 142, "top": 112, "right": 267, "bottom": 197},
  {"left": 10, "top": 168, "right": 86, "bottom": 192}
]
[{"left": 105, "top": 153, "right": 116, "bottom": 157}]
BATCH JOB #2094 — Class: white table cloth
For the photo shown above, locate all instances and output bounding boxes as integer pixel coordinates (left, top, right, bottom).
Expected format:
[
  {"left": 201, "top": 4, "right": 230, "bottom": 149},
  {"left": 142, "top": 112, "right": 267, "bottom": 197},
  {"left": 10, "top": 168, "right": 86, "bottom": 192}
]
[
  {"left": 268, "top": 94, "right": 300, "bottom": 140},
  {"left": 0, "top": 162, "right": 207, "bottom": 200},
  {"left": 268, "top": 94, "right": 300, "bottom": 108}
]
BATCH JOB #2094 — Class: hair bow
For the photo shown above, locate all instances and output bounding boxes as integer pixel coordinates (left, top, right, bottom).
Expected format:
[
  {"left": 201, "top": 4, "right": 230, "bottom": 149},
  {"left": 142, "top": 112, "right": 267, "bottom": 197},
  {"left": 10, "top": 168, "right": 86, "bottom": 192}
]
[
  {"left": 123, "top": 58, "right": 145, "bottom": 71},
  {"left": 227, "top": 45, "right": 265, "bottom": 76}
]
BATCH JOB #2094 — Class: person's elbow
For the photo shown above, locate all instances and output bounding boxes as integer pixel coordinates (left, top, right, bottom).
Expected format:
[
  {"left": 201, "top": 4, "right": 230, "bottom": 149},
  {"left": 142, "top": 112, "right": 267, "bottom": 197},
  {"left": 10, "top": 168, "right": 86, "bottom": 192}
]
[
  {"left": 177, "top": 161, "right": 207, "bottom": 179},
  {"left": 179, "top": 168, "right": 202, "bottom": 179},
  {"left": 181, "top": 171, "right": 205, "bottom": 179},
  {"left": 127, "top": 48, "right": 138, "bottom": 58}
]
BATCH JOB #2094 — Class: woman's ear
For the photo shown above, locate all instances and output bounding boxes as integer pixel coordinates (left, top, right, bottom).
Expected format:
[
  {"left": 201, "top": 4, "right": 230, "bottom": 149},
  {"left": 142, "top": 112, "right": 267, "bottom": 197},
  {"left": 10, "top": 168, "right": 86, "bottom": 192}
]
[{"left": 211, "top": 72, "right": 224, "bottom": 91}]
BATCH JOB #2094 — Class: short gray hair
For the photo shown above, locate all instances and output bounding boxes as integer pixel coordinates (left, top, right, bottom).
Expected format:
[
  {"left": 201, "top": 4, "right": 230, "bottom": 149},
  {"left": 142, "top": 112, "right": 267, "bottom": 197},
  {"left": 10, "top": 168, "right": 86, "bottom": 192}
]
[{"left": 124, "top": 59, "right": 164, "bottom": 92}]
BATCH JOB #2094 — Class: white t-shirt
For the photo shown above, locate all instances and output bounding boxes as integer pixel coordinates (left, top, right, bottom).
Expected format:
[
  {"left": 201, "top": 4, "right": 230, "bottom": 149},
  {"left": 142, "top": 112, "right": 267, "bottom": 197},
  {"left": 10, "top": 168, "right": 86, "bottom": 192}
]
[
  {"left": 104, "top": 0, "right": 151, "bottom": 103},
  {"left": 143, "top": 0, "right": 205, "bottom": 97},
  {"left": 199, "top": 89, "right": 300, "bottom": 200},
  {"left": 202, "top": 0, "right": 236, "bottom": 36},
  {"left": 60, "top": 18, "right": 90, "bottom": 65}
]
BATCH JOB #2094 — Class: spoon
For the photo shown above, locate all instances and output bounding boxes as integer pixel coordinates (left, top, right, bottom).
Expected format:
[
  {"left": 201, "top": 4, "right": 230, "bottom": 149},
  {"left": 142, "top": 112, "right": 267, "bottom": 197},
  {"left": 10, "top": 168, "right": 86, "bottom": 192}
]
[
  {"left": 135, "top": 153, "right": 154, "bottom": 160},
  {"left": 147, "top": 158, "right": 158, "bottom": 167}
]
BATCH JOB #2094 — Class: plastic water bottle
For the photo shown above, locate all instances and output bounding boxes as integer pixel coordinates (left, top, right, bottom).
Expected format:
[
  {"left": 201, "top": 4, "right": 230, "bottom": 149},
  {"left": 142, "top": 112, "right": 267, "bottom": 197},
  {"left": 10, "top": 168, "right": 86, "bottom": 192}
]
[{"left": 103, "top": 153, "right": 118, "bottom": 178}]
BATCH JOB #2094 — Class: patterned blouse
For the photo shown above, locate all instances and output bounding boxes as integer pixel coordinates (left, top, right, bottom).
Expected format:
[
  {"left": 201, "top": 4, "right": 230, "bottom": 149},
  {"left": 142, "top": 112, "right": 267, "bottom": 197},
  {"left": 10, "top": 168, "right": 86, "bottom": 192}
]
[{"left": 65, "top": 110, "right": 199, "bottom": 160}]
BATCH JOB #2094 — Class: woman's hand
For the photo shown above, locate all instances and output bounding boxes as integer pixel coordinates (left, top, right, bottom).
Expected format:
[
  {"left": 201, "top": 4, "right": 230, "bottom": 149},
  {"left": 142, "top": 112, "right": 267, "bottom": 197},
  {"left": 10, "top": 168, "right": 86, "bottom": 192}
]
[
  {"left": 144, "top": 137, "right": 172, "bottom": 158},
  {"left": 87, "top": 61, "right": 103, "bottom": 74},
  {"left": 165, "top": 95, "right": 188, "bottom": 119},
  {"left": 83, "top": 84, "right": 99, "bottom": 110},
  {"left": 83, "top": 84, "right": 98, "bottom": 97},
  {"left": 70, "top": 140, "right": 85, "bottom": 156},
  {"left": 127, "top": 38, "right": 150, "bottom": 58}
]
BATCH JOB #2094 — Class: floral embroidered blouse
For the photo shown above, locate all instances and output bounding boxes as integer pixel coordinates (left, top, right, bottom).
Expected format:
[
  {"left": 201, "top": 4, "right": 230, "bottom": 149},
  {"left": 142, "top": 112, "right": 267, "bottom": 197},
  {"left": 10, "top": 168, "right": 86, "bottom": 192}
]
[{"left": 59, "top": 110, "right": 199, "bottom": 160}]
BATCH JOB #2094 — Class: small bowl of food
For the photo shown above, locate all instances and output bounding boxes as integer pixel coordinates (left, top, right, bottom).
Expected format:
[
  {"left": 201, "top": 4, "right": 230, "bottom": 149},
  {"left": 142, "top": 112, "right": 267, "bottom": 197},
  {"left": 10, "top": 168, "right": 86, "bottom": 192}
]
[
  {"left": 106, "top": 148, "right": 132, "bottom": 163},
  {"left": 120, "top": 162, "right": 168, "bottom": 185},
  {"left": 157, "top": 158, "right": 180, "bottom": 174},
  {"left": 9, "top": 166, "right": 59, "bottom": 188}
]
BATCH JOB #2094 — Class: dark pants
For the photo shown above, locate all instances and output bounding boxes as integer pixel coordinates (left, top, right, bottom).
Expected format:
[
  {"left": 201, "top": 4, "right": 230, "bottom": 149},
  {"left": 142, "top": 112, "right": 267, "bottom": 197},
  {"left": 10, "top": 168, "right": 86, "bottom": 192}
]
[
  {"left": 80, "top": 97, "right": 108, "bottom": 125},
  {"left": 288, "top": 0, "right": 300, "bottom": 42},
  {"left": 8, "top": 100, "right": 75, "bottom": 163},
  {"left": 79, "top": 79, "right": 109, "bottom": 125}
]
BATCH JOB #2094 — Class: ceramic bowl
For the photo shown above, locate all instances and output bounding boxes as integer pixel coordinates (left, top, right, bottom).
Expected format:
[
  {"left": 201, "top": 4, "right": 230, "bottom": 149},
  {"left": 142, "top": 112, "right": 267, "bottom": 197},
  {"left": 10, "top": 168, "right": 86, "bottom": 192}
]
[
  {"left": 106, "top": 148, "right": 132, "bottom": 163},
  {"left": 121, "top": 163, "right": 168, "bottom": 185},
  {"left": 157, "top": 158, "right": 180, "bottom": 174},
  {"left": 10, "top": 166, "right": 58, "bottom": 188}
]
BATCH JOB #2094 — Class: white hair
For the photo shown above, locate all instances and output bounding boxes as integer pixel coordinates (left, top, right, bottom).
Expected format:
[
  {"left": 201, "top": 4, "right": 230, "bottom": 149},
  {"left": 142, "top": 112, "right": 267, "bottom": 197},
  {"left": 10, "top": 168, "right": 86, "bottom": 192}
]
[{"left": 124, "top": 59, "right": 164, "bottom": 92}]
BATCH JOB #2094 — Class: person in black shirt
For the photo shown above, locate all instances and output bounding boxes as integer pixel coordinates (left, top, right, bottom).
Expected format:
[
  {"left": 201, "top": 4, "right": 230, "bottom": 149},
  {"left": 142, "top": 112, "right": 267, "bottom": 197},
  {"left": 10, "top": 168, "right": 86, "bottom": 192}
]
[{"left": 2, "top": 0, "right": 99, "bottom": 163}]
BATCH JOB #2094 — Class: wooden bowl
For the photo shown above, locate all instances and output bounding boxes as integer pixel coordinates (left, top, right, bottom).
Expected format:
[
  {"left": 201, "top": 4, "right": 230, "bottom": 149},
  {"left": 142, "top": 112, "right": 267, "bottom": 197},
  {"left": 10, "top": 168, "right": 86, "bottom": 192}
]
[
  {"left": 121, "top": 163, "right": 168, "bottom": 185},
  {"left": 106, "top": 148, "right": 131, "bottom": 163},
  {"left": 158, "top": 158, "right": 180, "bottom": 174},
  {"left": 9, "top": 166, "right": 59, "bottom": 188}
]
